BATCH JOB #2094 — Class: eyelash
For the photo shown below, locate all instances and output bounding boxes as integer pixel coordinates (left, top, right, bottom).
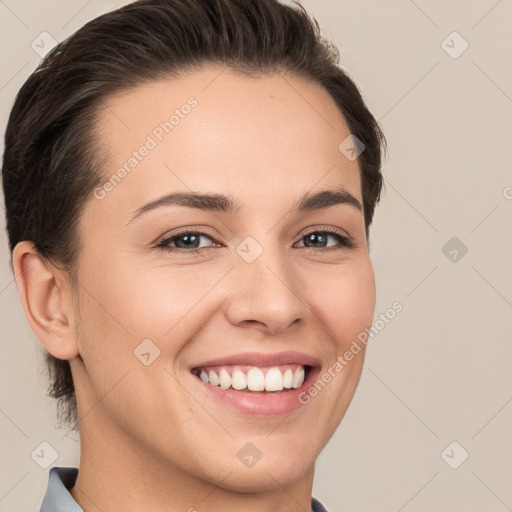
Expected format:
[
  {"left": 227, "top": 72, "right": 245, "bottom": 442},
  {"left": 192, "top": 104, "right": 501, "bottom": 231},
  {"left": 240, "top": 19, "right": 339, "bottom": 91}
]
[{"left": 155, "top": 226, "right": 355, "bottom": 255}]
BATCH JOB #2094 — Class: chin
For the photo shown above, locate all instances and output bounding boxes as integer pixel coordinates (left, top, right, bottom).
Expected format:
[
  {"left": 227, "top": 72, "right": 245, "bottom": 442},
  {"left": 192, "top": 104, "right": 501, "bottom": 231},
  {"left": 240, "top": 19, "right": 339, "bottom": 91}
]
[
  {"left": 217, "top": 460, "right": 314, "bottom": 493},
  {"left": 217, "top": 441, "right": 318, "bottom": 492}
]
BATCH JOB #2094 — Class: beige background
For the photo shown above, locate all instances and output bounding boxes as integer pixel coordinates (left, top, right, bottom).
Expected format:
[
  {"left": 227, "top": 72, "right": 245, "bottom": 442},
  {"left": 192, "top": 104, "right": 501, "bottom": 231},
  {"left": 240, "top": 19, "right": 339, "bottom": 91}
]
[{"left": 1, "top": 1, "right": 511, "bottom": 511}]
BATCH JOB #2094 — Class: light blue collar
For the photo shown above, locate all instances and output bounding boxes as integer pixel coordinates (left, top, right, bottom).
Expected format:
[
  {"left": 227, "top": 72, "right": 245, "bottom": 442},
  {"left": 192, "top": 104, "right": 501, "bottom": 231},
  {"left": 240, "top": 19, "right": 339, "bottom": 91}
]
[{"left": 39, "top": 467, "right": 82, "bottom": 511}]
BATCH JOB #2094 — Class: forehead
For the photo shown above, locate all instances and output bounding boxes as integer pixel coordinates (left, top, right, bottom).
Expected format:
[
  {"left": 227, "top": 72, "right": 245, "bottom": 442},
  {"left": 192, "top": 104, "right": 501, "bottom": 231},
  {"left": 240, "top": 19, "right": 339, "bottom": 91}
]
[{"left": 90, "top": 67, "right": 362, "bottom": 218}]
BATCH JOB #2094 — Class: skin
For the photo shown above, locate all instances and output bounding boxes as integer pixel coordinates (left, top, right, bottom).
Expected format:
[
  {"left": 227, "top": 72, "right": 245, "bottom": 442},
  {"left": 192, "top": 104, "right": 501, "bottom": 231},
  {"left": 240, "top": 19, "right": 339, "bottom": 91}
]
[{"left": 13, "top": 66, "right": 376, "bottom": 512}]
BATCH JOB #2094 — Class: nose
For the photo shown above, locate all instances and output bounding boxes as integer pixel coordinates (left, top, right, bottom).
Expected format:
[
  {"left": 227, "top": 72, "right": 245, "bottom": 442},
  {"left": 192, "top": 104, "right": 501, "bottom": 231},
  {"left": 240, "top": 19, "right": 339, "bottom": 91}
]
[{"left": 224, "top": 245, "right": 307, "bottom": 336}]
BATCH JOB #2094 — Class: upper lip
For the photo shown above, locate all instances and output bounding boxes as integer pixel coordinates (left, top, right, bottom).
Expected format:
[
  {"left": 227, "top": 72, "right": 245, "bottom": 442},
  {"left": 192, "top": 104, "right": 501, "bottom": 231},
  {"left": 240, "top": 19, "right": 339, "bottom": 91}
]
[{"left": 190, "top": 350, "right": 321, "bottom": 369}]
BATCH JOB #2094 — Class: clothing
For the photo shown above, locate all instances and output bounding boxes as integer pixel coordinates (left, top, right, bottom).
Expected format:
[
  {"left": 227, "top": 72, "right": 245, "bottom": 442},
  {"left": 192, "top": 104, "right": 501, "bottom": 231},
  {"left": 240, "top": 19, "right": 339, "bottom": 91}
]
[{"left": 40, "top": 466, "right": 330, "bottom": 511}]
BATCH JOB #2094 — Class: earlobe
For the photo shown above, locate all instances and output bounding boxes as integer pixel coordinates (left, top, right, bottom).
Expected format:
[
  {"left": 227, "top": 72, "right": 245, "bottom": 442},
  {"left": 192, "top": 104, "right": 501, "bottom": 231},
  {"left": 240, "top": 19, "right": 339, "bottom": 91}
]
[{"left": 12, "top": 241, "right": 79, "bottom": 360}]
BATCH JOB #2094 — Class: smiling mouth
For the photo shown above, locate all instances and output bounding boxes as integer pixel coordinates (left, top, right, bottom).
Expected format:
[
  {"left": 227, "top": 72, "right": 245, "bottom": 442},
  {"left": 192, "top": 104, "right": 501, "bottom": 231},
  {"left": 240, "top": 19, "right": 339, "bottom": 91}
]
[{"left": 191, "top": 364, "right": 311, "bottom": 393}]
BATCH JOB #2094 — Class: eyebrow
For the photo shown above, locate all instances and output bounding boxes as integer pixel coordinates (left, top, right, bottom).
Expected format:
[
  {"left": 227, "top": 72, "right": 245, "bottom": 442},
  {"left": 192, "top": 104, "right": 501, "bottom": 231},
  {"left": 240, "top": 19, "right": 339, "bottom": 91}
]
[{"left": 127, "top": 186, "right": 363, "bottom": 225}]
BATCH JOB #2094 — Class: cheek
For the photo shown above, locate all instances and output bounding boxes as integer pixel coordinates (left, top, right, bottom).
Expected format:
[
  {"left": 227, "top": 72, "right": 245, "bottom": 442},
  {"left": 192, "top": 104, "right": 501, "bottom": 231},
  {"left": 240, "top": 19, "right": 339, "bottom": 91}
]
[
  {"left": 74, "top": 259, "right": 234, "bottom": 405},
  {"left": 304, "top": 259, "right": 376, "bottom": 348},
  {"left": 81, "top": 255, "right": 226, "bottom": 336}
]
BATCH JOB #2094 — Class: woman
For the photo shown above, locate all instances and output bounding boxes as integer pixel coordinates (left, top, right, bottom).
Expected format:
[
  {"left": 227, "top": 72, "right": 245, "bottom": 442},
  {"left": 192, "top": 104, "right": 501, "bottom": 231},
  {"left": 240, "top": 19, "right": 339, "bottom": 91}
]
[{"left": 2, "top": 0, "right": 385, "bottom": 510}]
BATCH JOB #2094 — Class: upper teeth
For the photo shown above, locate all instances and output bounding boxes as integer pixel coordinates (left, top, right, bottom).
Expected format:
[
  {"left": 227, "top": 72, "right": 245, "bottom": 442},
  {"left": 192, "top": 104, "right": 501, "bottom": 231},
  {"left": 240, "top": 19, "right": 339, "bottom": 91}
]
[{"left": 197, "top": 365, "right": 306, "bottom": 392}]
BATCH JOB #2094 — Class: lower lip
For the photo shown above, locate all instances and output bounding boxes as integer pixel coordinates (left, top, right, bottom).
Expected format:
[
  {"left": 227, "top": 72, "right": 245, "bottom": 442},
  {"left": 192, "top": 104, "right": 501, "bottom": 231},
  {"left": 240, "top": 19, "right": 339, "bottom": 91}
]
[{"left": 192, "top": 366, "right": 321, "bottom": 416}]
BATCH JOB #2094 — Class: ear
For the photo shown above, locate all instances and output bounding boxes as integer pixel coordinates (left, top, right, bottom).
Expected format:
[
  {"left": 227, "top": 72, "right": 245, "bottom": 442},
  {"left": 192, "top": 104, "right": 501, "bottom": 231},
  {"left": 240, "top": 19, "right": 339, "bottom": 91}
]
[{"left": 12, "top": 241, "right": 79, "bottom": 360}]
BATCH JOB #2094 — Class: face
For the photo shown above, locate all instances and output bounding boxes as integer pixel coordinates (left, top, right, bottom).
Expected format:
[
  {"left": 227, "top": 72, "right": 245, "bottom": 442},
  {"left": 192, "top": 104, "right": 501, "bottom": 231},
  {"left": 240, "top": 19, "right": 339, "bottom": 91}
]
[{"left": 70, "top": 67, "right": 376, "bottom": 491}]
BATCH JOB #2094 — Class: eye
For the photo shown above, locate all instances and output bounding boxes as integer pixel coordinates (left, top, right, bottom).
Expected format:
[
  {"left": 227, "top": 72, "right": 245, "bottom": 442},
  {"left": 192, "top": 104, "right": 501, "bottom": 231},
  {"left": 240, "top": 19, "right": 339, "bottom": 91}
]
[
  {"left": 155, "top": 230, "right": 219, "bottom": 254},
  {"left": 295, "top": 228, "right": 355, "bottom": 250},
  {"left": 155, "top": 226, "right": 355, "bottom": 255}
]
